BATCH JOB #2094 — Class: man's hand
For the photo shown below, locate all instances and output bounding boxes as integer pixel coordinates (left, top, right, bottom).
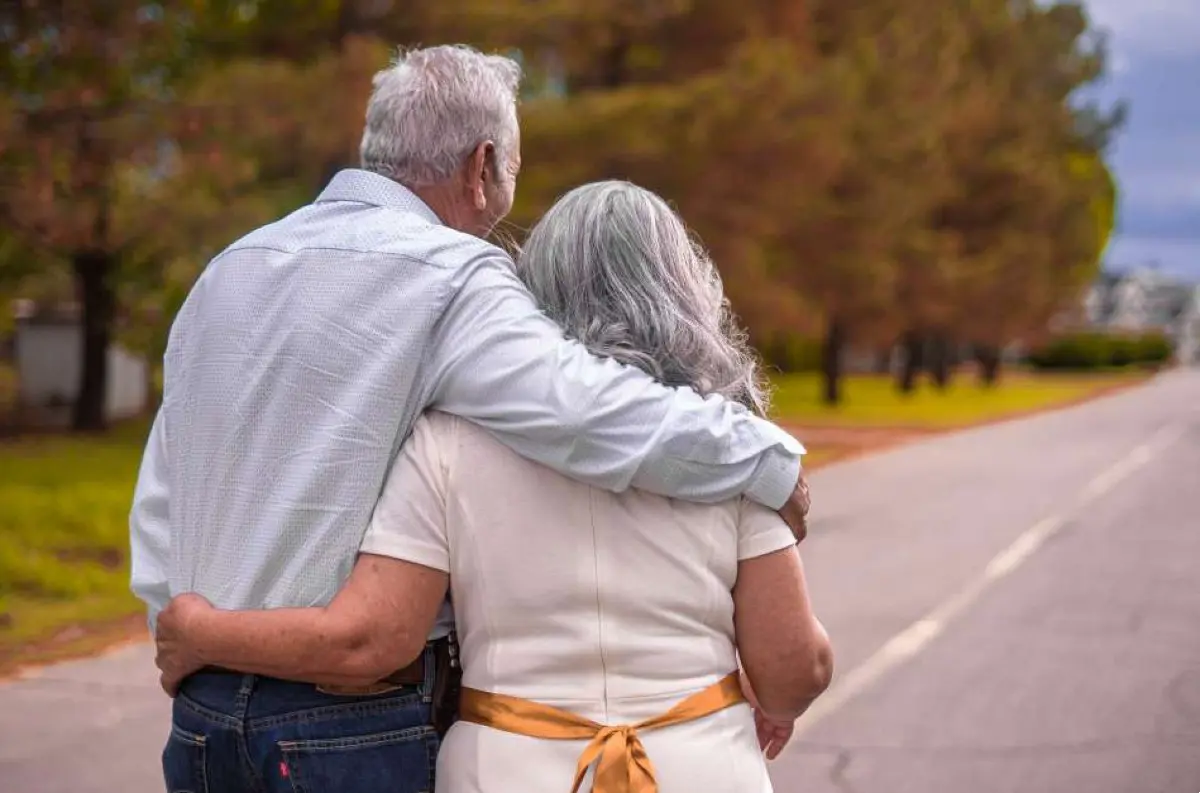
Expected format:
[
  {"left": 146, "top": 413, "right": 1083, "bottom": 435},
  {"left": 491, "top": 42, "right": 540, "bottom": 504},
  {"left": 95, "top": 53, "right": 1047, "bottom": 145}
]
[
  {"left": 155, "top": 593, "right": 214, "bottom": 697},
  {"left": 740, "top": 670, "right": 796, "bottom": 760},
  {"left": 777, "top": 472, "right": 811, "bottom": 542}
]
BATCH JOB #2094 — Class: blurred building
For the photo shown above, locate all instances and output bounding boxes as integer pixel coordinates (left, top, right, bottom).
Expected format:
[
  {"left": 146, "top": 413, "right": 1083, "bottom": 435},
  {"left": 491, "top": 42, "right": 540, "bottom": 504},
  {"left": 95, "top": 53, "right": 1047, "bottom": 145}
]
[
  {"left": 8, "top": 300, "right": 149, "bottom": 428},
  {"left": 1078, "top": 269, "right": 1200, "bottom": 365}
]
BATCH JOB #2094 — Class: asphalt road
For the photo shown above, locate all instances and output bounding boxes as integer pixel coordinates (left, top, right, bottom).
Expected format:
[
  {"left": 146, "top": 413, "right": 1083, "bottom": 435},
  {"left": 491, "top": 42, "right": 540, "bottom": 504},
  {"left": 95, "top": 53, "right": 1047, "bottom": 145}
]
[
  {"left": 773, "top": 368, "right": 1200, "bottom": 793},
  {"left": 1, "top": 369, "right": 1197, "bottom": 793}
]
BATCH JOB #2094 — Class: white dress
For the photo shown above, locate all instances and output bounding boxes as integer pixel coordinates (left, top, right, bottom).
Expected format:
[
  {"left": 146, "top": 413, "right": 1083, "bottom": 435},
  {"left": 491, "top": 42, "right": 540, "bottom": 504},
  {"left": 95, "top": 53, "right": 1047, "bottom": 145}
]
[{"left": 360, "top": 412, "right": 796, "bottom": 793}]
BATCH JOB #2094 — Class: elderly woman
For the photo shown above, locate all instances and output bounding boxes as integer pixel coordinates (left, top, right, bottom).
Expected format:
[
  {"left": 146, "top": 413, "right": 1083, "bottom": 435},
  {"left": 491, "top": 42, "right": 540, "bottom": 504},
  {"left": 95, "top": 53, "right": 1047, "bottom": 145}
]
[{"left": 155, "top": 181, "right": 832, "bottom": 793}]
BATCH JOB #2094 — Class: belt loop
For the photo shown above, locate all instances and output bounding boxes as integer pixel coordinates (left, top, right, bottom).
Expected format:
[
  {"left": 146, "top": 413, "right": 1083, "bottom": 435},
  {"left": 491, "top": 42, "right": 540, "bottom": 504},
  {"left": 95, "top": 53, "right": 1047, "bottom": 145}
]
[
  {"left": 234, "top": 674, "right": 255, "bottom": 722},
  {"left": 421, "top": 642, "right": 436, "bottom": 702}
]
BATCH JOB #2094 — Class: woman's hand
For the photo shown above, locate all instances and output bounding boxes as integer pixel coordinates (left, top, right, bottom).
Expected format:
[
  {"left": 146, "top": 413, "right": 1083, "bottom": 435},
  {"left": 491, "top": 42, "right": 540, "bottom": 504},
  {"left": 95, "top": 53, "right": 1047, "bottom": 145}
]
[
  {"left": 740, "top": 670, "right": 796, "bottom": 760},
  {"left": 753, "top": 709, "right": 795, "bottom": 760},
  {"left": 155, "top": 593, "right": 214, "bottom": 697}
]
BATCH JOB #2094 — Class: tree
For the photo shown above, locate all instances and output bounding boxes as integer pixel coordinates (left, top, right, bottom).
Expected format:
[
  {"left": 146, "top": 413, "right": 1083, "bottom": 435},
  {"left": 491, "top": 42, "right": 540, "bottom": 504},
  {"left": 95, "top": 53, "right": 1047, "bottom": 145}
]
[
  {"left": 935, "top": 0, "right": 1122, "bottom": 386},
  {"left": 770, "top": 1, "right": 968, "bottom": 402},
  {"left": 450, "top": 0, "right": 841, "bottom": 371},
  {"left": 0, "top": 1, "right": 196, "bottom": 430},
  {"left": 184, "top": 0, "right": 430, "bottom": 190},
  {"left": 0, "top": 2, "right": 408, "bottom": 428},
  {"left": 2, "top": 0, "right": 1126, "bottom": 428}
]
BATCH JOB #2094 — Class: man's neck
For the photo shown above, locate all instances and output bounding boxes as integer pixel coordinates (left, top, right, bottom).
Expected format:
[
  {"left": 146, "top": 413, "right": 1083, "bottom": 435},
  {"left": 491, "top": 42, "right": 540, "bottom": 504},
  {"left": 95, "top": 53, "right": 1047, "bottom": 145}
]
[{"left": 411, "top": 182, "right": 478, "bottom": 235}]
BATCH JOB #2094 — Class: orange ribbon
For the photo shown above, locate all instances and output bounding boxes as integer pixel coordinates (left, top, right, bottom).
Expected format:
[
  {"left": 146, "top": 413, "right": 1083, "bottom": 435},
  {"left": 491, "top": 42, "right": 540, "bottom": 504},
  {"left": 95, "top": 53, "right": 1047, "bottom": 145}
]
[{"left": 458, "top": 672, "right": 745, "bottom": 793}]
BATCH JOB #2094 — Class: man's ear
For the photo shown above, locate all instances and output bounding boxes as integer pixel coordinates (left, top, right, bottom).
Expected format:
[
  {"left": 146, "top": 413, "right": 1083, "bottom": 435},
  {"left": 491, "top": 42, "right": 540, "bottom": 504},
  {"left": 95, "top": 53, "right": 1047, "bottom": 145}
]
[{"left": 465, "top": 141, "right": 495, "bottom": 211}]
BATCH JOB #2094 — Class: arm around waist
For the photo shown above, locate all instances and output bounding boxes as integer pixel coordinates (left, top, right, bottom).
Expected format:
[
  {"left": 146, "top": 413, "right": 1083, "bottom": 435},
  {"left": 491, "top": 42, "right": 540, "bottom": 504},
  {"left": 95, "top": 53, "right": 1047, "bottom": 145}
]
[{"left": 157, "top": 555, "right": 448, "bottom": 690}]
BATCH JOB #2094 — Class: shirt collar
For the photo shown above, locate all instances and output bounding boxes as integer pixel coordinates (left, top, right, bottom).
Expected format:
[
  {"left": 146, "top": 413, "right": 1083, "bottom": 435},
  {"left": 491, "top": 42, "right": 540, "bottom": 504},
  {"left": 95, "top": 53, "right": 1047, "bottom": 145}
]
[{"left": 316, "top": 169, "right": 443, "bottom": 226}]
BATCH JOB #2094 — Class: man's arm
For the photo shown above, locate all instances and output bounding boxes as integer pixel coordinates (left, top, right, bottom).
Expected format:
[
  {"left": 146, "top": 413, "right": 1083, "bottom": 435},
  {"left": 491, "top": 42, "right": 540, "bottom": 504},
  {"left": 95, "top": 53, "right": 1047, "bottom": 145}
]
[
  {"left": 428, "top": 255, "right": 807, "bottom": 511},
  {"left": 129, "top": 408, "right": 172, "bottom": 631}
]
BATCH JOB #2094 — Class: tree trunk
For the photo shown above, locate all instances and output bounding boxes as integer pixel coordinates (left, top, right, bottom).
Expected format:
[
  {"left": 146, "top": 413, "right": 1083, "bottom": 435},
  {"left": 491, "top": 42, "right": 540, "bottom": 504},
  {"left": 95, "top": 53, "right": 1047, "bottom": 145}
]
[
  {"left": 897, "top": 329, "right": 924, "bottom": 394},
  {"left": 72, "top": 250, "right": 116, "bottom": 432},
  {"left": 929, "top": 332, "right": 952, "bottom": 390},
  {"left": 821, "top": 316, "right": 845, "bottom": 406},
  {"left": 976, "top": 345, "right": 1002, "bottom": 387},
  {"left": 600, "top": 39, "right": 630, "bottom": 89},
  {"left": 873, "top": 346, "right": 891, "bottom": 375}
]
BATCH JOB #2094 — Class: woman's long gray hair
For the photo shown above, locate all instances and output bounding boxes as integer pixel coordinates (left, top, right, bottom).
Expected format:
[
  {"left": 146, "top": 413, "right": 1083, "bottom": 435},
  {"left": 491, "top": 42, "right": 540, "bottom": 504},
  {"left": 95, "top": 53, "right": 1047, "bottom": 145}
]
[{"left": 515, "top": 181, "right": 769, "bottom": 415}]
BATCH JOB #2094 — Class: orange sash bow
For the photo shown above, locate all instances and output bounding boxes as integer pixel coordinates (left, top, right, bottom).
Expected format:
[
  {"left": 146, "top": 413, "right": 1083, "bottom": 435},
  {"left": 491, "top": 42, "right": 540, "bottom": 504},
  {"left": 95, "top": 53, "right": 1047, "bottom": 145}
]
[{"left": 458, "top": 672, "right": 745, "bottom": 793}]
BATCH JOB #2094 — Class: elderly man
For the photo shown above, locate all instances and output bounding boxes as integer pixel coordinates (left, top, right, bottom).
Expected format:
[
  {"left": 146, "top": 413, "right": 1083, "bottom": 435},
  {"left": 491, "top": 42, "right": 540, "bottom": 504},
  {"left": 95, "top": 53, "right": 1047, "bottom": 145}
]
[{"left": 131, "top": 45, "right": 809, "bottom": 793}]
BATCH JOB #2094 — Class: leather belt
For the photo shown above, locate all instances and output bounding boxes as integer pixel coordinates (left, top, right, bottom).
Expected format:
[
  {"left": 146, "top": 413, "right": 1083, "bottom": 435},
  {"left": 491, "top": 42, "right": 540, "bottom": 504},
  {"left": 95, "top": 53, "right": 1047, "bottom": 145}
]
[{"left": 378, "top": 651, "right": 426, "bottom": 686}]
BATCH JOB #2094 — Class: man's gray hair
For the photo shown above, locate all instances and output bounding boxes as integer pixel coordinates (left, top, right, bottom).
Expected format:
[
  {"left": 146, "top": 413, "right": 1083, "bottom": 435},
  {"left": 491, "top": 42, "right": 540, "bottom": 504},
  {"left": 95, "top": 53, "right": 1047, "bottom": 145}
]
[
  {"left": 360, "top": 45, "right": 522, "bottom": 187},
  {"left": 516, "top": 181, "right": 770, "bottom": 415}
]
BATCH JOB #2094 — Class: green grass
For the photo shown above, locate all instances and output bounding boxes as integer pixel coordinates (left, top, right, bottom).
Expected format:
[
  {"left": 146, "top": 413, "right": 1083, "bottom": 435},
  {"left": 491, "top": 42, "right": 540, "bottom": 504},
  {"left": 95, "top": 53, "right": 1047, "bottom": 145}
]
[
  {"left": 0, "top": 421, "right": 149, "bottom": 657},
  {"left": 769, "top": 370, "right": 1145, "bottom": 427}
]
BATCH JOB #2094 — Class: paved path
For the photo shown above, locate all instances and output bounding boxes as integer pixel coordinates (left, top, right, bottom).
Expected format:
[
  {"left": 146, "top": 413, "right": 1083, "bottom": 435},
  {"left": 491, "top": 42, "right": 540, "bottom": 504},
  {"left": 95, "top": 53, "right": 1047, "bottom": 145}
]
[
  {"left": 772, "top": 369, "right": 1200, "bottom": 793},
  {"left": 2, "top": 370, "right": 1198, "bottom": 793}
]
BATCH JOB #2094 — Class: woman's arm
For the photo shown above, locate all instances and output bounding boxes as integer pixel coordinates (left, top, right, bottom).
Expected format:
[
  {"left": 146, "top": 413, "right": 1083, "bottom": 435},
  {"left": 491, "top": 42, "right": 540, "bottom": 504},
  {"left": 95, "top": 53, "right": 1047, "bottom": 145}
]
[
  {"left": 734, "top": 505, "right": 833, "bottom": 722},
  {"left": 156, "top": 553, "right": 448, "bottom": 694}
]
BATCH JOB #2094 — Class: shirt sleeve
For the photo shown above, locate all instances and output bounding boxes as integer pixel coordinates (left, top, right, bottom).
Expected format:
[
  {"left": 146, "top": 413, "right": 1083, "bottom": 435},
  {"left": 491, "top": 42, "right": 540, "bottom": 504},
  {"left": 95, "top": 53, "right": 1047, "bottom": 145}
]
[
  {"left": 359, "top": 413, "right": 452, "bottom": 573},
  {"left": 129, "top": 407, "right": 172, "bottom": 632},
  {"left": 736, "top": 498, "right": 799, "bottom": 561},
  {"left": 426, "top": 253, "right": 805, "bottom": 510}
]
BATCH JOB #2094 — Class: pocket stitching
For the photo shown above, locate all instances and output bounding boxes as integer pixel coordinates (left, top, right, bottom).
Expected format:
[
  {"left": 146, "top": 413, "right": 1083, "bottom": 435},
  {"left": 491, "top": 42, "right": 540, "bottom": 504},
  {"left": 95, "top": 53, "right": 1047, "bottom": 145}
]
[
  {"left": 165, "top": 723, "right": 209, "bottom": 793},
  {"left": 278, "top": 724, "right": 435, "bottom": 754},
  {"left": 424, "top": 728, "right": 440, "bottom": 791},
  {"left": 170, "top": 723, "right": 207, "bottom": 748},
  {"left": 279, "top": 726, "right": 437, "bottom": 793}
]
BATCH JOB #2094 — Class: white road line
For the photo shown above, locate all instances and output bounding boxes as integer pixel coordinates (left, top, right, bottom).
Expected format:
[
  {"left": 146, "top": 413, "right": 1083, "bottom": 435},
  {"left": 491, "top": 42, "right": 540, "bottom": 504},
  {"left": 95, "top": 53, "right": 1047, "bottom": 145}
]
[{"left": 791, "top": 421, "right": 1188, "bottom": 738}]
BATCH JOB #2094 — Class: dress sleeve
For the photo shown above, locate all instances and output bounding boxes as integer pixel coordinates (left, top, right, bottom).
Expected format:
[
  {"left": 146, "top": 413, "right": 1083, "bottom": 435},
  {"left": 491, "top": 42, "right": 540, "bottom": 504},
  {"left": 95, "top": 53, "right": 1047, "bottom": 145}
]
[
  {"left": 359, "top": 413, "right": 453, "bottom": 573},
  {"left": 736, "top": 498, "right": 798, "bottom": 561}
]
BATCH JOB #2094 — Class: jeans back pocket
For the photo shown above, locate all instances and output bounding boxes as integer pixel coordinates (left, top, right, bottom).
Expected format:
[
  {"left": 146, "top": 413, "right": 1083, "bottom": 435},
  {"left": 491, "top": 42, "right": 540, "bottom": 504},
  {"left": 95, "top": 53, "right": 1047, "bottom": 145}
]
[
  {"left": 279, "top": 724, "right": 437, "bottom": 793},
  {"left": 162, "top": 722, "right": 209, "bottom": 793}
]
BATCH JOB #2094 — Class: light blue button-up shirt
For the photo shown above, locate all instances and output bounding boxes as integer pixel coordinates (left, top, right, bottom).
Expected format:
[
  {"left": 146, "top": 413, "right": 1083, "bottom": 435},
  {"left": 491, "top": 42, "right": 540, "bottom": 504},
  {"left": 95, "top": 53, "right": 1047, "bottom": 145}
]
[{"left": 129, "top": 170, "right": 804, "bottom": 631}]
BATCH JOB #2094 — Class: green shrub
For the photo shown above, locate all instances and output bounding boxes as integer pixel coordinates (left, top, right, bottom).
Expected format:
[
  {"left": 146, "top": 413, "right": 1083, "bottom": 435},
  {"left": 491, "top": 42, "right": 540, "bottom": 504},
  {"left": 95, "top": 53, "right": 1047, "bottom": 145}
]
[
  {"left": 1135, "top": 332, "right": 1173, "bottom": 365},
  {"left": 1028, "top": 332, "right": 1102, "bottom": 369},
  {"left": 1028, "top": 330, "right": 1174, "bottom": 370},
  {"left": 1108, "top": 335, "right": 1139, "bottom": 367}
]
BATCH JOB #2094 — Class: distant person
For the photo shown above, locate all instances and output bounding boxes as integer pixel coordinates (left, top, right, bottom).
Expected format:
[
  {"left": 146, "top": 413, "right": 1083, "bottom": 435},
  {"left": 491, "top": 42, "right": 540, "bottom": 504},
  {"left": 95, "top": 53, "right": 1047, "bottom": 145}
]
[
  {"left": 154, "top": 180, "right": 833, "bottom": 793},
  {"left": 130, "top": 45, "right": 812, "bottom": 793}
]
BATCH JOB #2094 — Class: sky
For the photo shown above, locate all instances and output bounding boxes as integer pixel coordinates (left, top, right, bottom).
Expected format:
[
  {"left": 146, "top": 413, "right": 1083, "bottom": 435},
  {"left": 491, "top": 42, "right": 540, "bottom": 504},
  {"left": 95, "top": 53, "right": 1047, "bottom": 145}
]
[{"left": 1084, "top": 0, "right": 1200, "bottom": 280}]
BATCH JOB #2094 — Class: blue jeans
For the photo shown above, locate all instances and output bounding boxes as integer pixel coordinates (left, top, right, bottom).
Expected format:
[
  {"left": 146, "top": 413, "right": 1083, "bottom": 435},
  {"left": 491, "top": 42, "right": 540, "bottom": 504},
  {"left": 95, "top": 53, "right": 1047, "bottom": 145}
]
[{"left": 163, "top": 646, "right": 439, "bottom": 793}]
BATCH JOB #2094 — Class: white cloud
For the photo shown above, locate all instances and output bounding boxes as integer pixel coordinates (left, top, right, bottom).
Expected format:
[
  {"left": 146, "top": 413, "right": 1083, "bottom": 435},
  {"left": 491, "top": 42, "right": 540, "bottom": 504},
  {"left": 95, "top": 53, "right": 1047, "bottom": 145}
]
[
  {"left": 1086, "top": 0, "right": 1200, "bottom": 57},
  {"left": 1106, "top": 236, "right": 1200, "bottom": 277},
  {"left": 1082, "top": 1, "right": 1200, "bottom": 281},
  {"left": 1119, "top": 167, "right": 1200, "bottom": 210},
  {"left": 1109, "top": 127, "right": 1200, "bottom": 213}
]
